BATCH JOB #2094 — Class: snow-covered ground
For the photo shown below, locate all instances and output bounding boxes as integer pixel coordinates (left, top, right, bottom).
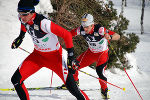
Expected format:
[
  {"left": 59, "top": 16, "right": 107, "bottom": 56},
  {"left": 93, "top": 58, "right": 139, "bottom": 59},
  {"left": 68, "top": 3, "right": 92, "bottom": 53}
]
[{"left": 0, "top": 0, "right": 150, "bottom": 100}]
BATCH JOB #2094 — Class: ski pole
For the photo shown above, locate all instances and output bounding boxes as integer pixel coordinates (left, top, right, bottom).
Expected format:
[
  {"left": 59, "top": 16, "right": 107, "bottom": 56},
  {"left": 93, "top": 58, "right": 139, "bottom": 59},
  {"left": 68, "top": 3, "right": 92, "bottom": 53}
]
[
  {"left": 124, "top": 68, "right": 143, "bottom": 100},
  {"left": 18, "top": 47, "right": 30, "bottom": 54},
  {"left": 109, "top": 44, "right": 143, "bottom": 100},
  {"left": 79, "top": 70, "right": 125, "bottom": 91},
  {"left": 50, "top": 71, "right": 54, "bottom": 94}
]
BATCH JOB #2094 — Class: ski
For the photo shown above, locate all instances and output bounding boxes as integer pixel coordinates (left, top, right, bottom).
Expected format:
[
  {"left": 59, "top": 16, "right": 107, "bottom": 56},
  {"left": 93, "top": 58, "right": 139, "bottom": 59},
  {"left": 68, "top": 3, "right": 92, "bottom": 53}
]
[
  {"left": 0, "top": 87, "right": 100, "bottom": 91},
  {"left": 0, "top": 87, "right": 58, "bottom": 91}
]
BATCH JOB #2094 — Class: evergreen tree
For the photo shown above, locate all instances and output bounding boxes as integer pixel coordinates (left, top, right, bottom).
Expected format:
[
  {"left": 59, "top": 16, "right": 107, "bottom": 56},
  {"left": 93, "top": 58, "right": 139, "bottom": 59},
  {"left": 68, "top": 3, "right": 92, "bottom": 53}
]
[{"left": 49, "top": 0, "right": 139, "bottom": 69}]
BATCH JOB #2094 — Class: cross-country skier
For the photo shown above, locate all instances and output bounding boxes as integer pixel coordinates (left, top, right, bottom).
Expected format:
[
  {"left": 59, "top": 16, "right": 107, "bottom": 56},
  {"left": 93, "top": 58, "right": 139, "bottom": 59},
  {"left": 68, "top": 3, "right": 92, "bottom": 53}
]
[
  {"left": 11, "top": 0, "right": 89, "bottom": 100},
  {"left": 60, "top": 13, "right": 120, "bottom": 99}
]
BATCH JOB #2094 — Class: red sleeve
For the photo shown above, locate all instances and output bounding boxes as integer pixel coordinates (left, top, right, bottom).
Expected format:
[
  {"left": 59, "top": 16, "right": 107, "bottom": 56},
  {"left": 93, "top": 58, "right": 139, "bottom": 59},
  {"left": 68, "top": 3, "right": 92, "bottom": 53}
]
[
  {"left": 104, "top": 27, "right": 115, "bottom": 35},
  {"left": 108, "top": 30, "right": 115, "bottom": 35},
  {"left": 51, "top": 22, "right": 73, "bottom": 48},
  {"left": 70, "top": 28, "right": 78, "bottom": 37},
  {"left": 21, "top": 24, "right": 27, "bottom": 32}
]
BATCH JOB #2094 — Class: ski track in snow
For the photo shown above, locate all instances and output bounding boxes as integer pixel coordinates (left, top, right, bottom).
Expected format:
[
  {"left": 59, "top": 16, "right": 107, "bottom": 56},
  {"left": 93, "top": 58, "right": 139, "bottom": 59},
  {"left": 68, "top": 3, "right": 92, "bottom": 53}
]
[{"left": 0, "top": 0, "right": 150, "bottom": 100}]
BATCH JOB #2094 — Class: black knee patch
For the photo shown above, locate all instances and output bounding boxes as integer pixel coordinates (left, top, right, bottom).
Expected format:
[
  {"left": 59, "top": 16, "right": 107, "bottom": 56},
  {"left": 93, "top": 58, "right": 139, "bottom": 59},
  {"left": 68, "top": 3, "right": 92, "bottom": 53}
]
[
  {"left": 96, "top": 62, "right": 107, "bottom": 81},
  {"left": 11, "top": 68, "right": 22, "bottom": 86}
]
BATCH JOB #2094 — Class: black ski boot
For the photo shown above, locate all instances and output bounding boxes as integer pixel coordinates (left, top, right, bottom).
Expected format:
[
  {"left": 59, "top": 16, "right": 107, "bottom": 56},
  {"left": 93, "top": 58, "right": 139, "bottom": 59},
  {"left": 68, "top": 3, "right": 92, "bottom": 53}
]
[{"left": 101, "top": 88, "right": 110, "bottom": 99}]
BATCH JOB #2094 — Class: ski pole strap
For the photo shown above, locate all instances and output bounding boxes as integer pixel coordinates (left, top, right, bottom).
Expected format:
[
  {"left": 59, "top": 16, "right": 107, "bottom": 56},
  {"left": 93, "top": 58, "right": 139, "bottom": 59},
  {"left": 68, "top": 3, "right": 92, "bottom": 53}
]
[{"left": 79, "top": 70, "right": 125, "bottom": 91}]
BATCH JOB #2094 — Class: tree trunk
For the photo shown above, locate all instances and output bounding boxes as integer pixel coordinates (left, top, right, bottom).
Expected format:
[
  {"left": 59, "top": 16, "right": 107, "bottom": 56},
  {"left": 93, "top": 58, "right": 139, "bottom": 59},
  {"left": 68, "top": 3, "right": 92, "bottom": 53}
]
[
  {"left": 125, "top": 0, "right": 127, "bottom": 7},
  {"left": 141, "top": 0, "right": 145, "bottom": 34},
  {"left": 121, "top": 0, "right": 125, "bottom": 15}
]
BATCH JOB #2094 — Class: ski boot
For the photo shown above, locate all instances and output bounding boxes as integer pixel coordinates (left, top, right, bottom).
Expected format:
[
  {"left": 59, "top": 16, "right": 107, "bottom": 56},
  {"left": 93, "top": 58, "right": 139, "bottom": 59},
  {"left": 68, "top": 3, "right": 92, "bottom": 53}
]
[
  {"left": 101, "top": 88, "right": 110, "bottom": 99},
  {"left": 57, "top": 80, "right": 79, "bottom": 89}
]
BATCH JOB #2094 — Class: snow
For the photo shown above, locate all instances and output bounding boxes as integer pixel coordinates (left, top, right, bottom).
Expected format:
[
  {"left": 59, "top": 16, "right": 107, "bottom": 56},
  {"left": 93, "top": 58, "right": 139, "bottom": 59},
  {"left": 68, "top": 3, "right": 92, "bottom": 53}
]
[
  {"left": 113, "top": 0, "right": 150, "bottom": 33},
  {"left": 35, "top": 0, "right": 53, "bottom": 14},
  {"left": 0, "top": 0, "right": 150, "bottom": 100}
]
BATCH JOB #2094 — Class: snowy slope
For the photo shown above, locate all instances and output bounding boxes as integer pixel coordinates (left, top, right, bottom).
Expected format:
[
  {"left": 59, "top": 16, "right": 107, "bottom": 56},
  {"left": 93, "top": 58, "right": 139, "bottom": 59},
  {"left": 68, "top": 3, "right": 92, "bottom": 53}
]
[
  {"left": 0, "top": 0, "right": 150, "bottom": 100},
  {"left": 113, "top": 0, "right": 150, "bottom": 34}
]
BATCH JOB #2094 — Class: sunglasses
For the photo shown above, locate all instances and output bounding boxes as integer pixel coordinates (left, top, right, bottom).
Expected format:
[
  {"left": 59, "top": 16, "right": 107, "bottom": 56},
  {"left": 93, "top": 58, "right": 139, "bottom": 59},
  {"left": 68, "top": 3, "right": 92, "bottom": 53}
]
[{"left": 19, "top": 10, "right": 32, "bottom": 16}]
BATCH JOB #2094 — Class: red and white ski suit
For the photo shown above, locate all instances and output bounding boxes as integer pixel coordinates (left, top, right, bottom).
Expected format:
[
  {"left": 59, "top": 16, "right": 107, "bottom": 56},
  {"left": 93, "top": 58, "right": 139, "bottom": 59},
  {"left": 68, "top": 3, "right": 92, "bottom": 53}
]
[
  {"left": 11, "top": 13, "right": 89, "bottom": 100},
  {"left": 70, "top": 24, "right": 115, "bottom": 90}
]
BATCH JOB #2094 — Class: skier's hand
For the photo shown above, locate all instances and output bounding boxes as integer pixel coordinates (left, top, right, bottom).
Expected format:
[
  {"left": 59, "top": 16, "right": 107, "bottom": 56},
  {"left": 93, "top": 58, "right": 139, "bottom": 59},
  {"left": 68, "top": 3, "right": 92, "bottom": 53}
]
[
  {"left": 104, "top": 33, "right": 112, "bottom": 40},
  {"left": 67, "top": 48, "right": 77, "bottom": 74},
  {"left": 72, "top": 59, "right": 80, "bottom": 70},
  {"left": 11, "top": 36, "right": 23, "bottom": 49},
  {"left": 68, "top": 60, "right": 79, "bottom": 74}
]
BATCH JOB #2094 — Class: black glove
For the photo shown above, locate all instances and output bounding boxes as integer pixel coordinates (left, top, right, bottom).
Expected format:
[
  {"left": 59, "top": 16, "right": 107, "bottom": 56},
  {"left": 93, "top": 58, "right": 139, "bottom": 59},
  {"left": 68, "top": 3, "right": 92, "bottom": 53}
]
[
  {"left": 67, "top": 48, "right": 79, "bottom": 74},
  {"left": 11, "top": 36, "right": 23, "bottom": 49},
  {"left": 11, "top": 31, "right": 25, "bottom": 49},
  {"left": 72, "top": 59, "right": 80, "bottom": 70}
]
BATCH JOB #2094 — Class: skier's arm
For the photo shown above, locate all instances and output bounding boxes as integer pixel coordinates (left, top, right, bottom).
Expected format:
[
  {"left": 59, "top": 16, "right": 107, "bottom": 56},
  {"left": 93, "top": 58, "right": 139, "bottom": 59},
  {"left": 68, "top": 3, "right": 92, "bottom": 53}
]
[
  {"left": 41, "top": 19, "right": 73, "bottom": 48},
  {"left": 18, "top": 24, "right": 26, "bottom": 38},
  {"left": 70, "top": 26, "right": 81, "bottom": 37},
  {"left": 51, "top": 22, "right": 73, "bottom": 48},
  {"left": 11, "top": 24, "right": 26, "bottom": 49},
  {"left": 51, "top": 22, "right": 78, "bottom": 74},
  {"left": 104, "top": 28, "right": 120, "bottom": 40},
  {"left": 41, "top": 19, "right": 77, "bottom": 73},
  {"left": 70, "top": 28, "right": 78, "bottom": 37}
]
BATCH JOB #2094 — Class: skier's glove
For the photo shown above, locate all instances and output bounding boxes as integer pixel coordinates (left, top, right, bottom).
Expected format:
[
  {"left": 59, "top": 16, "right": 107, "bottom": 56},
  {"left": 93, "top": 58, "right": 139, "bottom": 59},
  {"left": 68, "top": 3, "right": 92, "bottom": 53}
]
[
  {"left": 72, "top": 59, "right": 80, "bottom": 70},
  {"left": 67, "top": 48, "right": 79, "bottom": 74},
  {"left": 11, "top": 36, "right": 24, "bottom": 49}
]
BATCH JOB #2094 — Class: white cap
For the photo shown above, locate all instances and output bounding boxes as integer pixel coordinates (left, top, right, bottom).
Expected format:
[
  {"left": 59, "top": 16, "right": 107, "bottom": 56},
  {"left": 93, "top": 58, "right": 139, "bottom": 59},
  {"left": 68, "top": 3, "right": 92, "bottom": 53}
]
[{"left": 81, "top": 14, "right": 94, "bottom": 27}]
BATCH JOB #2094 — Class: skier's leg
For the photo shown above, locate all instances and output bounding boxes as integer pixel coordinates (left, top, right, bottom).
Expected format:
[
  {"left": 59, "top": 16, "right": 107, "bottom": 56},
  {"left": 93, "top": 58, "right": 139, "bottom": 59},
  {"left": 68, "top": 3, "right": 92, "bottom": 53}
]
[
  {"left": 96, "top": 50, "right": 109, "bottom": 90},
  {"left": 48, "top": 48, "right": 89, "bottom": 100},
  {"left": 11, "top": 68, "right": 29, "bottom": 100},
  {"left": 96, "top": 62, "right": 108, "bottom": 90},
  {"left": 96, "top": 50, "right": 110, "bottom": 99},
  {"left": 11, "top": 51, "right": 42, "bottom": 100},
  {"left": 65, "top": 72, "right": 89, "bottom": 100},
  {"left": 96, "top": 62, "right": 110, "bottom": 99},
  {"left": 74, "top": 49, "right": 96, "bottom": 81}
]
